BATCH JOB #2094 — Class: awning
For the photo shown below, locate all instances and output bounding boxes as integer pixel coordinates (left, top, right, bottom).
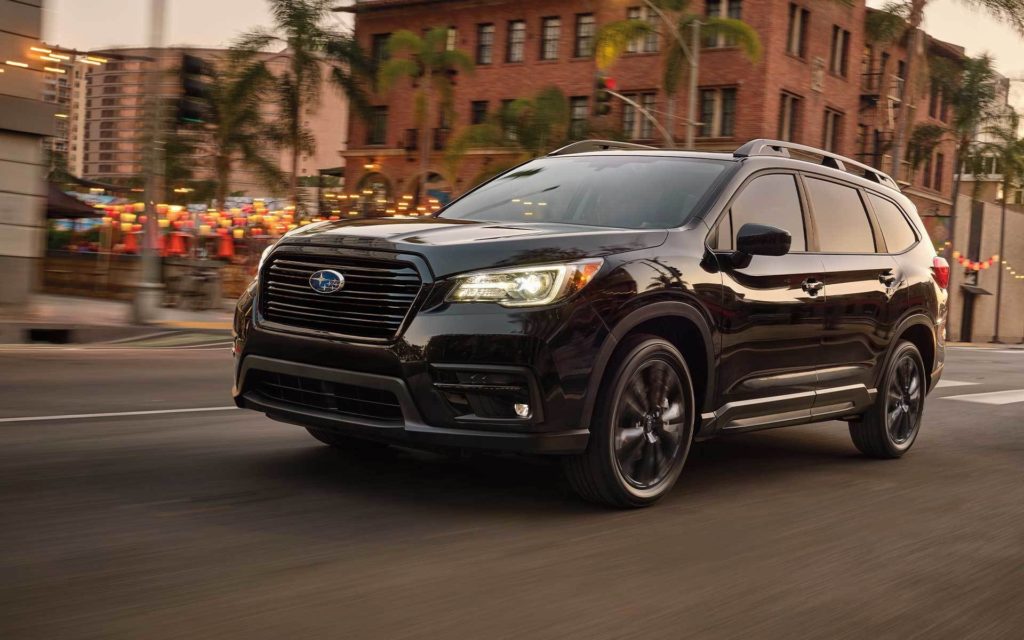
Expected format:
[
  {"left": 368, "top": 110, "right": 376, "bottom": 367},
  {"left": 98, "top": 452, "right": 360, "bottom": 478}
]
[
  {"left": 46, "top": 184, "right": 104, "bottom": 219},
  {"left": 961, "top": 284, "right": 993, "bottom": 296}
]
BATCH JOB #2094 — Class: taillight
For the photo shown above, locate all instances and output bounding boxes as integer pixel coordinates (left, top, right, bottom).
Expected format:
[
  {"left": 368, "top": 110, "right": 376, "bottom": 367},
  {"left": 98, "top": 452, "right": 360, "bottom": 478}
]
[{"left": 932, "top": 256, "right": 950, "bottom": 289}]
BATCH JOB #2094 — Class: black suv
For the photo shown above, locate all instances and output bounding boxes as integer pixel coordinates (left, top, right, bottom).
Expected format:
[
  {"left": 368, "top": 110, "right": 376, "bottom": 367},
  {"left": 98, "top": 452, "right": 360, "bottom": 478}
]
[{"left": 233, "top": 139, "right": 948, "bottom": 507}]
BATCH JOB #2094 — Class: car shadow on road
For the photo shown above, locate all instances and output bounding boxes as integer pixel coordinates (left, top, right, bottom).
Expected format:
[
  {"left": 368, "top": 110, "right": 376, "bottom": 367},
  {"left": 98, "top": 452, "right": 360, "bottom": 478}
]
[{"left": 247, "top": 423, "right": 864, "bottom": 513}]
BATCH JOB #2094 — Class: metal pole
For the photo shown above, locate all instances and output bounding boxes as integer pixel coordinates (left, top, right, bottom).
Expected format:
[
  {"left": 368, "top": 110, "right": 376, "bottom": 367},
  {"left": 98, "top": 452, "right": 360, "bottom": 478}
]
[
  {"left": 992, "top": 193, "right": 1008, "bottom": 343},
  {"left": 132, "top": 0, "right": 166, "bottom": 324},
  {"left": 606, "top": 89, "right": 674, "bottom": 148},
  {"left": 686, "top": 20, "right": 700, "bottom": 150}
]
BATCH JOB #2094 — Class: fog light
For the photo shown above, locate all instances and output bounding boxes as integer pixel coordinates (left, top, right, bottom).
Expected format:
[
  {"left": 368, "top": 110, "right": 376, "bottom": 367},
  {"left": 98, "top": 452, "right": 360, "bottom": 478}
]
[{"left": 514, "top": 403, "right": 531, "bottom": 418}]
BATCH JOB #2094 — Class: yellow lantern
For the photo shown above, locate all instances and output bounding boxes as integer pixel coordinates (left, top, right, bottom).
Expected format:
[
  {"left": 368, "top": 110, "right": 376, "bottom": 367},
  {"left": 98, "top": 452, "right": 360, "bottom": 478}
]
[
  {"left": 199, "top": 224, "right": 211, "bottom": 235},
  {"left": 133, "top": 202, "right": 145, "bottom": 213},
  {"left": 158, "top": 218, "right": 170, "bottom": 229},
  {"left": 232, "top": 228, "right": 245, "bottom": 239}
]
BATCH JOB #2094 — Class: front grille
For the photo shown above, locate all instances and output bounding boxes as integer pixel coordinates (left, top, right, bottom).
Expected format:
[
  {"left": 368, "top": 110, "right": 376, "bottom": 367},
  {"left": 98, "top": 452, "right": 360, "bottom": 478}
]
[
  {"left": 252, "top": 371, "right": 403, "bottom": 423},
  {"left": 261, "top": 252, "right": 422, "bottom": 341}
]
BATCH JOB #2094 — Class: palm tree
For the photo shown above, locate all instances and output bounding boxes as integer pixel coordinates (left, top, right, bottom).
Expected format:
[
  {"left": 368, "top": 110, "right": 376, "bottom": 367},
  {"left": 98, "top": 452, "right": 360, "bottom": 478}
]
[
  {"left": 236, "top": 0, "right": 373, "bottom": 209},
  {"left": 206, "top": 56, "right": 286, "bottom": 207},
  {"left": 975, "top": 110, "right": 1024, "bottom": 342},
  {"left": 933, "top": 54, "right": 999, "bottom": 271},
  {"left": 378, "top": 27, "right": 474, "bottom": 204},
  {"left": 594, "top": 0, "right": 761, "bottom": 148},
  {"left": 876, "top": 0, "right": 1024, "bottom": 183},
  {"left": 443, "top": 87, "right": 570, "bottom": 188}
]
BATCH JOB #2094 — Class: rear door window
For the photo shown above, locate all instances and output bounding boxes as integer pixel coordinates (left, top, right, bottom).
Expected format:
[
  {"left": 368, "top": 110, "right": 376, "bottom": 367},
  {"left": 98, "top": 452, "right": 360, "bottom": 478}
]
[
  {"left": 716, "top": 173, "right": 806, "bottom": 251},
  {"left": 804, "top": 177, "right": 875, "bottom": 253},
  {"left": 866, "top": 193, "right": 917, "bottom": 253}
]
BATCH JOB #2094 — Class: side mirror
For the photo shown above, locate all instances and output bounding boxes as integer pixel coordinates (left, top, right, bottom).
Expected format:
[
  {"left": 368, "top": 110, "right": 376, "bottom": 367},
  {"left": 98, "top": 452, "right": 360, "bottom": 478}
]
[{"left": 736, "top": 223, "right": 791, "bottom": 257}]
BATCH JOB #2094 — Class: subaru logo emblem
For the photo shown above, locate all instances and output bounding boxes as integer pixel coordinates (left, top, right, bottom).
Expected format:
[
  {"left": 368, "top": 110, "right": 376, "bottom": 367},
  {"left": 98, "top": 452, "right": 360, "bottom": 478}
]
[{"left": 309, "top": 269, "right": 345, "bottom": 294}]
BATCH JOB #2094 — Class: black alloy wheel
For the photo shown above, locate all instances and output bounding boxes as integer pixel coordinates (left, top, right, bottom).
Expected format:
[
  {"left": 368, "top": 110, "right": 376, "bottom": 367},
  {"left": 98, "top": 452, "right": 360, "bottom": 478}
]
[
  {"left": 614, "top": 359, "right": 689, "bottom": 490},
  {"left": 849, "top": 341, "right": 926, "bottom": 458},
  {"left": 564, "top": 335, "right": 695, "bottom": 508}
]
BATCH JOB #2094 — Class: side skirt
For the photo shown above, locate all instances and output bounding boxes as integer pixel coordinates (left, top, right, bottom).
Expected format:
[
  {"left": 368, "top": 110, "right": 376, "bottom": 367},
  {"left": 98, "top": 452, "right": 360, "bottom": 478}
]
[{"left": 697, "top": 384, "right": 876, "bottom": 439}]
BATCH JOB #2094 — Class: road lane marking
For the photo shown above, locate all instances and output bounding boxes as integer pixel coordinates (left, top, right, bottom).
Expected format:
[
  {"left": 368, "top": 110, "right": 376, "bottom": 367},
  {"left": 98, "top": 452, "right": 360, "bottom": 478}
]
[
  {"left": 935, "top": 379, "right": 978, "bottom": 389},
  {"left": 941, "top": 390, "right": 1024, "bottom": 405},
  {"left": 0, "top": 406, "right": 239, "bottom": 424}
]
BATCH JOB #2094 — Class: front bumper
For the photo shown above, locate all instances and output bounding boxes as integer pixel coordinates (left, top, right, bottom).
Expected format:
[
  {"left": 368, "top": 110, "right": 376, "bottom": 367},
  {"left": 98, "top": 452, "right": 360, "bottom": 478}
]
[{"left": 234, "top": 355, "right": 589, "bottom": 454}]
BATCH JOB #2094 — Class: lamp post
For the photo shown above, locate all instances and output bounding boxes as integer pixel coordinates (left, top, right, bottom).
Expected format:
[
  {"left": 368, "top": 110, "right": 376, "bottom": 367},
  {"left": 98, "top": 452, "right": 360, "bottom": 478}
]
[{"left": 132, "top": 0, "right": 166, "bottom": 323}]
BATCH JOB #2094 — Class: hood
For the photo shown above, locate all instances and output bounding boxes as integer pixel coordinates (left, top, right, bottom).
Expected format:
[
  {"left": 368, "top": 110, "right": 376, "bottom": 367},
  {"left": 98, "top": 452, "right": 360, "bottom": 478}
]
[{"left": 278, "top": 217, "right": 668, "bottom": 278}]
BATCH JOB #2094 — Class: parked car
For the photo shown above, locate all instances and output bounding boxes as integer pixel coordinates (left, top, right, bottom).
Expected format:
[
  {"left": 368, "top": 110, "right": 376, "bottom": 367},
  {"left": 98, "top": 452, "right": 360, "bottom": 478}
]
[{"left": 232, "top": 139, "right": 948, "bottom": 508}]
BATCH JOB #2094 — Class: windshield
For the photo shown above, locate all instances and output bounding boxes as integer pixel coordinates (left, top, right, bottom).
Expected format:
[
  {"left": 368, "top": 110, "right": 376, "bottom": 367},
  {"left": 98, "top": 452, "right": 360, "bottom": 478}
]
[{"left": 438, "top": 155, "right": 729, "bottom": 229}]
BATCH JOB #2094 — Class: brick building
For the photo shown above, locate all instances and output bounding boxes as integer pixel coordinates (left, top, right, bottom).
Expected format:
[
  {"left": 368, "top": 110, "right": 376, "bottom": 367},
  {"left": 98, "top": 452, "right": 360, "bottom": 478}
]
[
  {"left": 342, "top": 0, "right": 868, "bottom": 206},
  {"left": 342, "top": 0, "right": 968, "bottom": 245}
]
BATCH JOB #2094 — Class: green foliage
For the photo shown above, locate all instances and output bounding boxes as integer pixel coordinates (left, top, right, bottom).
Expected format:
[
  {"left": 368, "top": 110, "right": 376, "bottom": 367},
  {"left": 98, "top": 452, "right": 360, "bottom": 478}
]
[
  {"left": 236, "top": 0, "right": 374, "bottom": 206},
  {"left": 908, "top": 123, "right": 946, "bottom": 168},
  {"left": 866, "top": 2, "right": 910, "bottom": 43},
  {"left": 595, "top": 1, "right": 761, "bottom": 100}
]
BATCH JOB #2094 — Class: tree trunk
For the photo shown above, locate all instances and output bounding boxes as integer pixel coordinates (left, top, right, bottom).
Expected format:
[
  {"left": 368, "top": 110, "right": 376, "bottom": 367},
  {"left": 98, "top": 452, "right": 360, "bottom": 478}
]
[
  {"left": 665, "top": 94, "right": 676, "bottom": 149},
  {"left": 993, "top": 183, "right": 1008, "bottom": 342},
  {"left": 889, "top": 1, "right": 927, "bottom": 182},
  {"left": 215, "top": 154, "right": 231, "bottom": 212},
  {"left": 419, "top": 69, "right": 433, "bottom": 207}
]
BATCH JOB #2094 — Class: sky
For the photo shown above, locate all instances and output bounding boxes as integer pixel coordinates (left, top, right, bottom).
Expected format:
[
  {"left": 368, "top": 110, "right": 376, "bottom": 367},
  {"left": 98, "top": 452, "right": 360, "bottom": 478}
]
[{"left": 42, "top": 0, "right": 1024, "bottom": 77}]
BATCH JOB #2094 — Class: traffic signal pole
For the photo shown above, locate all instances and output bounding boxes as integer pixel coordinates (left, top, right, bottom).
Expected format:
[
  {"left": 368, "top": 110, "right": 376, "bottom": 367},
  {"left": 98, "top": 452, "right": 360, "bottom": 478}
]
[
  {"left": 606, "top": 89, "right": 674, "bottom": 148},
  {"left": 132, "top": 0, "right": 166, "bottom": 324}
]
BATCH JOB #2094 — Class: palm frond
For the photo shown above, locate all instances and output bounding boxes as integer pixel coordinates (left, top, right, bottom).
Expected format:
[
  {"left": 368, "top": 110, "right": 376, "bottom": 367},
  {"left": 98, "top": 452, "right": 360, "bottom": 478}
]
[
  {"left": 701, "top": 17, "right": 762, "bottom": 61},
  {"left": 385, "top": 29, "right": 424, "bottom": 57},
  {"left": 595, "top": 19, "right": 655, "bottom": 69},
  {"left": 377, "top": 58, "right": 419, "bottom": 91}
]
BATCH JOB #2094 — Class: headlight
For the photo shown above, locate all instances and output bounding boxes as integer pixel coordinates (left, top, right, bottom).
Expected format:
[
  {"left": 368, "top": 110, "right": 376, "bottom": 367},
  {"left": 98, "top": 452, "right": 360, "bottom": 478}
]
[{"left": 448, "top": 259, "right": 603, "bottom": 307}]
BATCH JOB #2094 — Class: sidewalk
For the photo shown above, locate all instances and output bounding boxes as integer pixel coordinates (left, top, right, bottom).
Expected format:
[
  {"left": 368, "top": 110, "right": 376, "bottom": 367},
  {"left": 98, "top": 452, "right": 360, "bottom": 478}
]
[{"left": 0, "top": 294, "right": 233, "bottom": 343}]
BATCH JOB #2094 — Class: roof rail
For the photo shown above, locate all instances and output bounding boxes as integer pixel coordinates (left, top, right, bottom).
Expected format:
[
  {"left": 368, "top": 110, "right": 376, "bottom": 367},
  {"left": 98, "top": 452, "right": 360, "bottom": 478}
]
[
  {"left": 734, "top": 139, "right": 900, "bottom": 192},
  {"left": 547, "top": 139, "right": 656, "bottom": 156}
]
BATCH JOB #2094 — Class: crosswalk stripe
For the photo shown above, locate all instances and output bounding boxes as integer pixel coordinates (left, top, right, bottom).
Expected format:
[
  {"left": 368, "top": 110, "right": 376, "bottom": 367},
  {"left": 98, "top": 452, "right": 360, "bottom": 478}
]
[
  {"left": 941, "top": 389, "right": 1024, "bottom": 405},
  {"left": 935, "top": 379, "right": 978, "bottom": 389}
]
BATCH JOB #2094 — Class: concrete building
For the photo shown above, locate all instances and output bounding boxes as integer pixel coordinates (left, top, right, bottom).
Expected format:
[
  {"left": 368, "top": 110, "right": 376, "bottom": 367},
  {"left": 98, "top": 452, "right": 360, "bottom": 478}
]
[
  {"left": 66, "top": 47, "right": 349, "bottom": 200},
  {"left": 0, "top": 0, "right": 59, "bottom": 307},
  {"left": 38, "top": 47, "right": 74, "bottom": 164}
]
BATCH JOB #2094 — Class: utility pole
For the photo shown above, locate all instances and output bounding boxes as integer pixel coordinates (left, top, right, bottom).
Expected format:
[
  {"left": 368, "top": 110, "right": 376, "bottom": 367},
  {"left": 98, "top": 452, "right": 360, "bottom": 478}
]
[
  {"left": 132, "top": 0, "right": 166, "bottom": 324},
  {"left": 992, "top": 187, "right": 1009, "bottom": 343}
]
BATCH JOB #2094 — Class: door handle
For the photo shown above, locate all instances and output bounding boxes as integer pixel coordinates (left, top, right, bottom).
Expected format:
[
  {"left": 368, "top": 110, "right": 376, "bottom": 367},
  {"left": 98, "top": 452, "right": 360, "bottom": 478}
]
[
  {"left": 801, "top": 278, "right": 824, "bottom": 295},
  {"left": 879, "top": 270, "right": 898, "bottom": 287}
]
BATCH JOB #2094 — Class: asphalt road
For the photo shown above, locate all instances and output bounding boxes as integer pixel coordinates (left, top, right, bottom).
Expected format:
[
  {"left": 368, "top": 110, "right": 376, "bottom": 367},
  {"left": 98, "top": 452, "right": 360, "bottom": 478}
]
[{"left": 1, "top": 342, "right": 1022, "bottom": 639}]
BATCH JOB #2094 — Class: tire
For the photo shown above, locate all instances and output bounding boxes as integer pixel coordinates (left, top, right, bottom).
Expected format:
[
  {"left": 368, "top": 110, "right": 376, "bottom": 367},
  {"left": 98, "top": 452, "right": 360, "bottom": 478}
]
[
  {"left": 306, "top": 428, "right": 391, "bottom": 454},
  {"left": 849, "top": 340, "right": 926, "bottom": 459},
  {"left": 563, "top": 335, "right": 696, "bottom": 508}
]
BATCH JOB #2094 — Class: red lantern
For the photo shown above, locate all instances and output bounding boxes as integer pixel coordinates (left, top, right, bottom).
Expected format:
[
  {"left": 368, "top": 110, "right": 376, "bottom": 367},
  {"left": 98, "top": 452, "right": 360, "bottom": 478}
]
[
  {"left": 217, "top": 233, "right": 234, "bottom": 259},
  {"left": 167, "top": 233, "right": 187, "bottom": 256},
  {"left": 123, "top": 232, "right": 138, "bottom": 254}
]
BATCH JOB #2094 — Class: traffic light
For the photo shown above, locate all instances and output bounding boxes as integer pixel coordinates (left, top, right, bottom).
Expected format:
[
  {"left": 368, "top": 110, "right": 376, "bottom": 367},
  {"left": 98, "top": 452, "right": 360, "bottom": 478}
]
[
  {"left": 177, "top": 53, "right": 213, "bottom": 125},
  {"left": 594, "top": 72, "right": 616, "bottom": 116}
]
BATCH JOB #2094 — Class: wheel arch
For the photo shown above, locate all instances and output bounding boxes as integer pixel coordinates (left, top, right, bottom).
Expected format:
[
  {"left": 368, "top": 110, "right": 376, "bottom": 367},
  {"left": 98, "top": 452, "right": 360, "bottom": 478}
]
[
  {"left": 880, "top": 313, "right": 937, "bottom": 390},
  {"left": 582, "top": 301, "right": 715, "bottom": 431}
]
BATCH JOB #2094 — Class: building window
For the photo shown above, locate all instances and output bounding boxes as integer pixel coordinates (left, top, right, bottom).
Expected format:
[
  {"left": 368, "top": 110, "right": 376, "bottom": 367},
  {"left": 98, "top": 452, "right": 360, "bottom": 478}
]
[
  {"left": 367, "top": 106, "right": 387, "bottom": 145},
  {"left": 476, "top": 24, "right": 494, "bottom": 64},
  {"left": 705, "top": 1, "right": 742, "bottom": 48},
  {"left": 370, "top": 33, "right": 391, "bottom": 70},
  {"left": 507, "top": 20, "right": 526, "bottom": 62},
  {"left": 922, "top": 153, "right": 933, "bottom": 188},
  {"left": 934, "top": 152, "right": 945, "bottom": 191},
  {"left": 786, "top": 4, "right": 809, "bottom": 58},
  {"left": 621, "top": 92, "right": 657, "bottom": 139},
  {"left": 625, "top": 6, "right": 659, "bottom": 53},
  {"left": 698, "top": 87, "right": 737, "bottom": 138},
  {"left": 540, "top": 17, "right": 560, "bottom": 60},
  {"left": 778, "top": 92, "right": 801, "bottom": 142},
  {"left": 823, "top": 108, "right": 842, "bottom": 152},
  {"left": 569, "top": 96, "right": 588, "bottom": 138},
  {"left": 446, "top": 26, "right": 457, "bottom": 51},
  {"left": 575, "top": 14, "right": 596, "bottom": 58},
  {"left": 829, "top": 26, "right": 850, "bottom": 76},
  {"left": 471, "top": 100, "right": 488, "bottom": 125}
]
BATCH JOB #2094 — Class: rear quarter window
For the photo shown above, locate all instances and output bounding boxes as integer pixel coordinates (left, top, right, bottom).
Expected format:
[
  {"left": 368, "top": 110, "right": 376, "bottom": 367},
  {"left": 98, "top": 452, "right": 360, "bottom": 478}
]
[
  {"left": 866, "top": 193, "right": 917, "bottom": 253},
  {"left": 804, "top": 176, "right": 875, "bottom": 253}
]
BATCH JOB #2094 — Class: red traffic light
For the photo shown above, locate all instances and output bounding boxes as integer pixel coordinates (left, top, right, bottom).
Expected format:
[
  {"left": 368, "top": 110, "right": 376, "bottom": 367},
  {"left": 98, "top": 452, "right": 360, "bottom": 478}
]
[{"left": 605, "top": 77, "right": 617, "bottom": 91}]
